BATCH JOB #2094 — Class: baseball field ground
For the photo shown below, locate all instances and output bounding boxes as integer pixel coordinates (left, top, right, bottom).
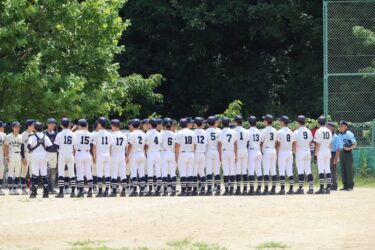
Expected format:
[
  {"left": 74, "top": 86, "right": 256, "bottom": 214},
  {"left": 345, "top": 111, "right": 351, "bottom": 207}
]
[{"left": 1, "top": 188, "right": 374, "bottom": 250}]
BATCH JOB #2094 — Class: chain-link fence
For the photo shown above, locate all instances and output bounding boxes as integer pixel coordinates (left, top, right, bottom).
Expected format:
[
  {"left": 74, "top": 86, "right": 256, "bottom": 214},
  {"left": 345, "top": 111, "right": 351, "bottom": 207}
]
[{"left": 323, "top": 0, "right": 375, "bottom": 147}]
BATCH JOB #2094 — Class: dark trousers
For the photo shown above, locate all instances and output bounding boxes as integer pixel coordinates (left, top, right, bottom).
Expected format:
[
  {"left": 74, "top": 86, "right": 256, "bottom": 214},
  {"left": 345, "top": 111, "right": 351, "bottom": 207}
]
[
  {"left": 340, "top": 151, "right": 354, "bottom": 189},
  {"left": 330, "top": 152, "right": 338, "bottom": 190}
]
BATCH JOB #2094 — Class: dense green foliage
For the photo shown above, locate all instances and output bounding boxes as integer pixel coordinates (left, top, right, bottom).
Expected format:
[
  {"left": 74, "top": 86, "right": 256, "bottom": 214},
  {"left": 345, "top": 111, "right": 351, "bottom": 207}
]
[
  {"left": 119, "top": 0, "right": 323, "bottom": 118},
  {"left": 0, "top": 0, "right": 161, "bottom": 122}
]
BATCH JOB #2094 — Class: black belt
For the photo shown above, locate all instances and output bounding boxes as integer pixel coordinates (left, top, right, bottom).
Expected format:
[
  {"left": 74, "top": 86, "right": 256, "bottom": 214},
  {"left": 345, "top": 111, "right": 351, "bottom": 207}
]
[
  {"left": 249, "top": 148, "right": 255, "bottom": 150},
  {"left": 12, "top": 152, "right": 20, "bottom": 154},
  {"left": 77, "top": 149, "right": 89, "bottom": 152},
  {"left": 181, "top": 151, "right": 192, "bottom": 153}
]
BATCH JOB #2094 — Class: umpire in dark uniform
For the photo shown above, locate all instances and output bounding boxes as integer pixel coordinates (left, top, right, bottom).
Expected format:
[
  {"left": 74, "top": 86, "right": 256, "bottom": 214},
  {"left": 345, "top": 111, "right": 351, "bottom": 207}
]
[
  {"left": 338, "top": 121, "right": 357, "bottom": 191},
  {"left": 43, "top": 118, "right": 58, "bottom": 194}
]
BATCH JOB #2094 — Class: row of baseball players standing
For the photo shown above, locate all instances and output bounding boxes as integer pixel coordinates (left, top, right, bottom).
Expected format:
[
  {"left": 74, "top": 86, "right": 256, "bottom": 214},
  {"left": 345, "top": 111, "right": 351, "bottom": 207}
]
[{"left": 0, "top": 113, "right": 333, "bottom": 198}]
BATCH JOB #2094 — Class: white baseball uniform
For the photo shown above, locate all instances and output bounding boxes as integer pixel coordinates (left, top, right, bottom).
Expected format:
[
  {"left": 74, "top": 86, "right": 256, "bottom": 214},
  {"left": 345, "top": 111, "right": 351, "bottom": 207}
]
[
  {"left": 128, "top": 130, "right": 146, "bottom": 183},
  {"left": 110, "top": 130, "right": 127, "bottom": 182},
  {"left": 27, "top": 132, "right": 52, "bottom": 176},
  {"left": 146, "top": 129, "right": 162, "bottom": 180},
  {"left": 193, "top": 128, "right": 207, "bottom": 178},
  {"left": 248, "top": 126, "right": 262, "bottom": 185},
  {"left": 21, "top": 131, "right": 33, "bottom": 179},
  {"left": 176, "top": 128, "right": 197, "bottom": 178},
  {"left": 5, "top": 133, "right": 23, "bottom": 182},
  {"left": 234, "top": 126, "right": 250, "bottom": 175},
  {"left": 260, "top": 126, "right": 277, "bottom": 177},
  {"left": 74, "top": 130, "right": 93, "bottom": 184},
  {"left": 92, "top": 129, "right": 112, "bottom": 188},
  {"left": 276, "top": 127, "right": 295, "bottom": 187},
  {"left": 205, "top": 127, "right": 221, "bottom": 176},
  {"left": 161, "top": 130, "right": 176, "bottom": 178},
  {"left": 0, "top": 132, "right": 6, "bottom": 182},
  {"left": 219, "top": 128, "right": 238, "bottom": 176},
  {"left": 294, "top": 127, "right": 313, "bottom": 176},
  {"left": 314, "top": 127, "right": 332, "bottom": 174}
]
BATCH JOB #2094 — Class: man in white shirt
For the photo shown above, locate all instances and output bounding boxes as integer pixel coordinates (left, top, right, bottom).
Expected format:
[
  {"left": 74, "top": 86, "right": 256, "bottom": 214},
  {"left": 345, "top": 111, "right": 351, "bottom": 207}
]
[
  {"left": 276, "top": 116, "right": 296, "bottom": 195},
  {"left": 260, "top": 114, "right": 277, "bottom": 195},
  {"left": 161, "top": 118, "right": 176, "bottom": 196},
  {"left": 145, "top": 119, "right": 162, "bottom": 196},
  {"left": 21, "top": 119, "right": 34, "bottom": 194},
  {"left": 247, "top": 116, "right": 262, "bottom": 195},
  {"left": 234, "top": 115, "right": 250, "bottom": 195},
  {"left": 204, "top": 116, "right": 221, "bottom": 196},
  {"left": 27, "top": 122, "right": 53, "bottom": 198},
  {"left": 293, "top": 115, "right": 314, "bottom": 194},
  {"left": 193, "top": 117, "right": 207, "bottom": 196},
  {"left": 92, "top": 117, "right": 112, "bottom": 197},
  {"left": 0, "top": 121, "right": 6, "bottom": 195},
  {"left": 110, "top": 119, "right": 127, "bottom": 197},
  {"left": 219, "top": 117, "right": 238, "bottom": 196},
  {"left": 314, "top": 116, "right": 333, "bottom": 194},
  {"left": 74, "top": 119, "right": 93, "bottom": 197},
  {"left": 55, "top": 118, "right": 77, "bottom": 198},
  {"left": 175, "top": 118, "right": 197, "bottom": 196},
  {"left": 127, "top": 119, "right": 147, "bottom": 196}
]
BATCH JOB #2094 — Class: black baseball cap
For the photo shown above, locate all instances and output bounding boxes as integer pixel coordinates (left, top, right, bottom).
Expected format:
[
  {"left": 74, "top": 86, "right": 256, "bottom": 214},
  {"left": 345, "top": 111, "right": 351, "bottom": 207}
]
[
  {"left": 297, "top": 115, "right": 306, "bottom": 124},
  {"left": 97, "top": 117, "right": 106, "bottom": 127},
  {"left": 149, "top": 118, "right": 157, "bottom": 127},
  {"left": 340, "top": 120, "right": 349, "bottom": 127},
  {"left": 25, "top": 119, "right": 35, "bottom": 127},
  {"left": 278, "top": 115, "right": 290, "bottom": 125},
  {"left": 194, "top": 117, "right": 204, "bottom": 126},
  {"left": 327, "top": 122, "right": 336, "bottom": 128},
  {"left": 179, "top": 118, "right": 188, "bottom": 128},
  {"left": 78, "top": 119, "right": 88, "bottom": 127},
  {"left": 111, "top": 119, "right": 121, "bottom": 127},
  {"left": 0, "top": 121, "right": 6, "bottom": 128},
  {"left": 222, "top": 117, "right": 230, "bottom": 127},
  {"left": 163, "top": 118, "right": 172, "bottom": 127},
  {"left": 318, "top": 116, "right": 327, "bottom": 125},
  {"left": 131, "top": 119, "right": 141, "bottom": 127},
  {"left": 61, "top": 118, "right": 70, "bottom": 127},
  {"left": 234, "top": 115, "right": 243, "bottom": 124},
  {"left": 12, "top": 121, "right": 21, "bottom": 128},
  {"left": 262, "top": 114, "right": 273, "bottom": 123},
  {"left": 248, "top": 116, "right": 257, "bottom": 126},
  {"left": 47, "top": 118, "right": 56, "bottom": 124},
  {"left": 207, "top": 116, "right": 216, "bottom": 126},
  {"left": 34, "top": 122, "right": 43, "bottom": 131}
]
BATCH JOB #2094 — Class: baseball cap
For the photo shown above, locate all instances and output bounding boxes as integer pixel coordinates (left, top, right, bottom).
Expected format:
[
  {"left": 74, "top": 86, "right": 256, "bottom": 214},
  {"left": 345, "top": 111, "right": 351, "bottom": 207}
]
[
  {"left": 234, "top": 115, "right": 243, "bottom": 124},
  {"left": 141, "top": 119, "right": 149, "bottom": 125},
  {"left": 340, "top": 120, "right": 349, "bottom": 127},
  {"left": 194, "top": 117, "right": 204, "bottom": 126},
  {"left": 326, "top": 122, "right": 336, "bottom": 128},
  {"left": 262, "top": 114, "right": 273, "bottom": 123},
  {"left": 131, "top": 119, "right": 141, "bottom": 127},
  {"left": 297, "top": 115, "right": 306, "bottom": 124},
  {"left": 61, "top": 118, "right": 70, "bottom": 127},
  {"left": 317, "top": 116, "right": 327, "bottom": 125},
  {"left": 0, "top": 121, "right": 6, "bottom": 128},
  {"left": 222, "top": 117, "right": 230, "bottom": 127},
  {"left": 186, "top": 117, "right": 194, "bottom": 124},
  {"left": 25, "top": 119, "right": 35, "bottom": 127},
  {"left": 149, "top": 118, "right": 157, "bottom": 127},
  {"left": 248, "top": 116, "right": 257, "bottom": 125},
  {"left": 47, "top": 118, "right": 56, "bottom": 124},
  {"left": 207, "top": 116, "right": 216, "bottom": 126},
  {"left": 229, "top": 123, "right": 235, "bottom": 129},
  {"left": 163, "top": 118, "right": 172, "bottom": 127},
  {"left": 78, "top": 119, "right": 88, "bottom": 127},
  {"left": 12, "top": 121, "right": 21, "bottom": 128},
  {"left": 278, "top": 115, "right": 290, "bottom": 125},
  {"left": 156, "top": 118, "right": 163, "bottom": 124},
  {"left": 34, "top": 121, "right": 43, "bottom": 131},
  {"left": 179, "top": 118, "right": 188, "bottom": 128},
  {"left": 111, "top": 119, "right": 121, "bottom": 127},
  {"left": 97, "top": 117, "right": 106, "bottom": 127}
]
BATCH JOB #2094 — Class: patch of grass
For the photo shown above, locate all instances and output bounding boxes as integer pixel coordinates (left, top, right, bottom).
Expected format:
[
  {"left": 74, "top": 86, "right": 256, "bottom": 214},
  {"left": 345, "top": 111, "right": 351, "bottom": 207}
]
[
  {"left": 68, "top": 239, "right": 106, "bottom": 247},
  {"left": 354, "top": 177, "right": 375, "bottom": 188},
  {"left": 256, "top": 241, "right": 289, "bottom": 249},
  {"left": 192, "top": 242, "right": 228, "bottom": 250},
  {"left": 166, "top": 238, "right": 192, "bottom": 248},
  {"left": 70, "top": 247, "right": 131, "bottom": 250}
]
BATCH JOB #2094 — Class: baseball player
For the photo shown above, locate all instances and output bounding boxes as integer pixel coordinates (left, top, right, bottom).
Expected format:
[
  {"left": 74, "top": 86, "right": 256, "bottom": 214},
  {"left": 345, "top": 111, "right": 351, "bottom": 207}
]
[
  {"left": 314, "top": 116, "right": 333, "bottom": 194},
  {"left": 110, "top": 119, "right": 127, "bottom": 197},
  {"left": 21, "top": 119, "right": 34, "bottom": 193},
  {"left": 127, "top": 119, "right": 147, "bottom": 196},
  {"left": 260, "top": 114, "right": 277, "bottom": 195},
  {"left": 141, "top": 119, "right": 149, "bottom": 133},
  {"left": 247, "top": 116, "right": 262, "bottom": 195},
  {"left": 219, "top": 117, "right": 238, "bottom": 196},
  {"left": 27, "top": 122, "right": 53, "bottom": 198},
  {"left": 161, "top": 118, "right": 176, "bottom": 196},
  {"left": 74, "top": 119, "right": 93, "bottom": 197},
  {"left": 44, "top": 118, "right": 58, "bottom": 194},
  {"left": 193, "top": 117, "right": 207, "bottom": 196},
  {"left": 92, "top": 117, "right": 112, "bottom": 197},
  {"left": 156, "top": 118, "right": 163, "bottom": 132},
  {"left": 55, "top": 118, "right": 77, "bottom": 198},
  {"left": 276, "top": 116, "right": 296, "bottom": 195},
  {"left": 293, "top": 115, "right": 314, "bottom": 194},
  {"left": 175, "top": 118, "right": 197, "bottom": 196},
  {"left": 0, "top": 121, "right": 6, "bottom": 195},
  {"left": 171, "top": 120, "right": 178, "bottom": 133},
  {"left": 186, "top": 117, "right": 194, "bottom": 130},
  {"left": 234, "top": 115, "right": 250, "bottom": 195},
  {"left": 91, "top": 121, "right": 99, "bottom": 194},
  {"left": 4, "top": 122, "right": 23, "bottom": 195},
  {"left": 145, "top": 119, "right": 162, "bottom": 196},
  {"left": 205, "top": 116, "right": 221, "bottom": 196}
]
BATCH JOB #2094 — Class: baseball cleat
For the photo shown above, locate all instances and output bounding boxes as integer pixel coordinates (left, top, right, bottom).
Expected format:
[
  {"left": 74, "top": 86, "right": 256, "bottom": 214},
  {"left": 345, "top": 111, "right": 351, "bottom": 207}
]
[
  {"left": 278, "top": 189, "right": 286, "bottom": 195},
  {"left": 199, "top": 190, "right": 205, "bottom": 196},
  {"left": 109, "top": 192, "right": 117, "bottom": 197},
  {"left": 145, "top": 191, "right": 153, "bottom": 197},
  {"left": 120, "top": 190, "right": 126, "bottom": 197},
  {"left": 129, "top": 191, "right": 138, "bottom": 197},
  {"left": 234, "top": 189, "right": 241, "bottom": 195},
  {"left": 262, "top": 190, "right": 269, "bottom": 195},
  {"left": 96, "top": 191, "right": 103, "bottom": 198},
  {"left": 43, "top": 192, "right": 49, "bottom": 198},
  {"left": 70, "top": 192, "right": 76, "bottom": 198},
  {"left": 21, "top": 189, "right": 28, "bottom": 195},
  {"left": 248, "top": 190, "right": 255, "bottom": 196},
  {"left": 286, "top": 189, "right": 294, "bottom": 195},
  {"left": 191, "top": 191, "right": 198, "bottom": 196},
  {"left": 307, "top": 189, "right": 314, "bottom": 194},
  {"left": 87, "top": 191, "right": 93, "bottom": 198},
  {"left": 205, "top": 190, "right": 213, "bottom": 196},
  {"left": 50, "top": 190, "right": 57, "bottom": 194},
  {"left": 223, "top": 190, "right": 230, "bottom": 196},
  {"left": 153, "top": 191, "right": 161, "bottom": 196},
  {"left": 103, "top": 191, "right": 109, "bottom": 197},
  {"left": 295, "top": 188, "right": 304, "bottom": 195},
  {"left": 255, "top": 190, "right": 262, "bottom": 196},
  {"left": 162, "top": 191, "right": 168, "bottom": 196},
  {"left": 76, "top": 192, "right": 84, "bottom": 198},
  {"left": 269, "top": 189, "right": 276, "bottom": 195},
  {"left": 214, "top": 190, "right": 221, "bottom": 196},
  {"left": 55, "top": 192, "right": 64, "bottom": 198},
  {"left": 325, "top": 188, "right": 331, "bottom": 194},
  {"left": 93, "top": 187, "right": 98, "bottom": 194},
  {"left": 177, "top": 192, "right": 187, "bottom": 197},
  {"left": 170, "top": 191, "right": 176, "bottom": 196},
  {"left": 315, "top": 189, "right": 325, "bottom": 194}
]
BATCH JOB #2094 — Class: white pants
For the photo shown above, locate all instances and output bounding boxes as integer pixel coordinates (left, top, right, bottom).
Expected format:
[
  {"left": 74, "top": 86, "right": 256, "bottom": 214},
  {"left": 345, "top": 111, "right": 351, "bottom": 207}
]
[
  {"left": 96, "top": 152, "right": 111, "bottom": 178},
  {"left": 235, "top": 148, "right": 248, "bottom": 175},
  {"left": 317, "top": 148, "right": 331, "bottom": 174},
  {"left": 178, "top": 152, "right": 194, "bottom": 177},
  {"left": 92, "top": 163, "right": 97, "bottom": 176},
  {"left": 130, "top": 151, "right": 146, "bottom": 178},
  {"left": 221, "top": 150, "right": 235, "bottom": 176},
  {"left": 75, "top": 151, "right": 92, "bottom": 181},
  {"left": 262, "top": 148, "right": 277, "bottom": 176},
  {"left": 0, "top": 156, "right": 4, "bottom": 180},
  {"left": 21, "top": 152, "right": 32, "bottom": 178},
  {"left": 296, "top": 150, "right": 312, "bottom": 175},
  {"left": 161, "top": 150, "right": 176, "bottom": 177},
  {"left": 32, "top": 154, "right": 48, "bottom": 176},
  {"left": 58, "top": 153, "right": 75, "bottom": 177},
  {"left": 147, "top": 151, "right": 161, "bottom": 177},
  {"left": 278, "top": 151, "right": 294, "bottom": 177},
  {"left": 206, "top": 150, "right": 220, "bottom": 175},
  {"left": 111, "top": 152, "right": 126, "bottom": 180},
  {"left": 47, "top": 152, "right": 57, "bottom": 169},
  {"left": 248, "top": 149, "right": 262, "bottom": 176},
  {"left": 193, "top": 152, "right": 205, "bottom": 177},
  {"left": 8, "top": 153, "right": 22, "bottom": 178}
]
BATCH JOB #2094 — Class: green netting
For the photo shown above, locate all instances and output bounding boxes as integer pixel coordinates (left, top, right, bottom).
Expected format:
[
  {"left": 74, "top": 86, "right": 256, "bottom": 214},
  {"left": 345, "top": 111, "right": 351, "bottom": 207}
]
[{"left": 324, "top": 0, "right": 375, "bottom": 147}]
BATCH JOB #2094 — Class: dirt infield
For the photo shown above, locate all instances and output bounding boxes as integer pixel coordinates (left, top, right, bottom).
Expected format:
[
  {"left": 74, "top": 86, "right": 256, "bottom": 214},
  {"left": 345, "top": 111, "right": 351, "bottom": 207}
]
[{"left": 1, "top": 188, "right": 374, "bottom": 250}]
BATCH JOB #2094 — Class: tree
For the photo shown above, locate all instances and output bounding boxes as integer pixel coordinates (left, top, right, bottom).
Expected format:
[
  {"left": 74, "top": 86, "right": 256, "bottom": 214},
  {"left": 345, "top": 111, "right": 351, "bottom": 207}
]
[{"left": 0, "top": 0, "right": 161, "bottom": 122}]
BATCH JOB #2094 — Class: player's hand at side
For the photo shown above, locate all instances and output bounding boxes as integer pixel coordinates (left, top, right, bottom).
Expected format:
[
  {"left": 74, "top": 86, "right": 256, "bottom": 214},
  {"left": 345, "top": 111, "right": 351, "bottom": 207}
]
[
  {"left": 4, "top": 157, "right": 8, "bottom": 165},
  {"left": 22, "top": 158, "right": 27, "bottom": 166}
]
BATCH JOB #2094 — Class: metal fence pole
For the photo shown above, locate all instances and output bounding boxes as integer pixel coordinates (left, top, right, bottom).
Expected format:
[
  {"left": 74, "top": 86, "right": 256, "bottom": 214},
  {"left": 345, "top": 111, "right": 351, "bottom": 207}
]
[
  {"left": 323, "top": 0, "right": 329, "bottom": 117},
  {"left": 372, "top": 119, "right": 375, "bottom": 147}
]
